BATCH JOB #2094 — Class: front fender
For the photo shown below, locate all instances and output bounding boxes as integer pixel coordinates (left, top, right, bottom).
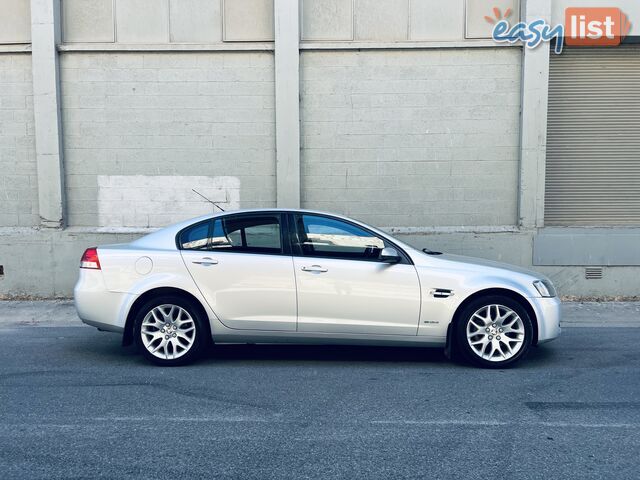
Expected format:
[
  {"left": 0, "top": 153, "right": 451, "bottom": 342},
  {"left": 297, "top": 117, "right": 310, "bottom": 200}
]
[{"left": 416, "top": 267, "right": 541, "bottom": 338}]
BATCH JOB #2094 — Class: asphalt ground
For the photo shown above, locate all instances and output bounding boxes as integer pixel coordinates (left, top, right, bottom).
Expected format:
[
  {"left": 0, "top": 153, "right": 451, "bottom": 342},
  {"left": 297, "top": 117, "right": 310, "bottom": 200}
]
[{"left": 0, "top": 317, "right": 639, "bottom": 479}]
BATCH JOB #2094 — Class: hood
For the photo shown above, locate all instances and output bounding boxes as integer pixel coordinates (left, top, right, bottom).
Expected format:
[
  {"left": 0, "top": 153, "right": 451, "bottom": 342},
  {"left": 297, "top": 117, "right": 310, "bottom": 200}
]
[{"left": 421, "top": 252, "right": 548, "bottom": 280}]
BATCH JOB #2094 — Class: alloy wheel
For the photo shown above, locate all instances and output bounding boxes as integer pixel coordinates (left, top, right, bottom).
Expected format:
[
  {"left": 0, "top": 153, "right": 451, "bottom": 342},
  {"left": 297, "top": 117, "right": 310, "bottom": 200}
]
[
  {"left": 140, "top": 304, "right": 196, "bottom": 361},
  {"left": 466, "top": 304, "right": 525, "bottom": 362}
]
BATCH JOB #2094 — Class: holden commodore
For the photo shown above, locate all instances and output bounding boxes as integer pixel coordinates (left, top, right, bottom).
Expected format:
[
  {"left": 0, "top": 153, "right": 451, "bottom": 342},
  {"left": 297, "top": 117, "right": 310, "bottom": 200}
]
[{"left": 74, "top": 209, "right": 561, "bottom": 368}]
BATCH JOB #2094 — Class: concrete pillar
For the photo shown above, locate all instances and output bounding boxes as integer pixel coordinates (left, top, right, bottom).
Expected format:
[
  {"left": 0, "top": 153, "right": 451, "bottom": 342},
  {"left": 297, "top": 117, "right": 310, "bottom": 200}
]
[
  {"left": 31, "top": 0, "right": 65, "bottom": 228},
  {"left": 518, "top": 0, "right": 551, "bottom": 229},
  {"left": 274, "top": 0, "right": 300, "bottom": 208}
]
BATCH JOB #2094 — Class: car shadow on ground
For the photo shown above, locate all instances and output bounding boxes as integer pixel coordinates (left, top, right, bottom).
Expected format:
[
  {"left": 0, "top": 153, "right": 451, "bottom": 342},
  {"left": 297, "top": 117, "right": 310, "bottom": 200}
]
[
  {"left": 204, "top": 343, "right": 449, "bottom": 365},
  {"left": 72, "top": 328, "right": 559, "bottom": 369},
  {"left": 198, "top": 342, "right": 559, "bottom": 368}
]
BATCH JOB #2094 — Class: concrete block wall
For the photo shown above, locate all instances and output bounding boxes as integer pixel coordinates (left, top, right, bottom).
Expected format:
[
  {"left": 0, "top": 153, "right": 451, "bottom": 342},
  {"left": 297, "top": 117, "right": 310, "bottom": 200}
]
[
  {"left": 57, "top": 0, "right": 523, "bottom": 45},
  {"left": 60, "top": 0, "right": 274, "bottom": 43},
  {"left": 59, "top": 52, "right": 276, "bottom": 227},
  {"left": 302, "top": 0, "right": 521, "bottom": 42},
  {"left": 0, "top": 53, "right": 39, "bottom": 227},
  {"left": 300, "top": 48, "right": 522, "bottom": 228},
  {"left": 96, "top": 175, "right": 240, "bottom": 228},
  {"left": 0, "top": 0, "right": 31, "bottom": 44}
]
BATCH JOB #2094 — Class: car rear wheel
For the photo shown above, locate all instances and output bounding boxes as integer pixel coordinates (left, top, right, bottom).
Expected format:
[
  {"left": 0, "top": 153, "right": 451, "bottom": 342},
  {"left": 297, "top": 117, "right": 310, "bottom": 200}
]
[
  {"left": 134, "top": 296, "right": 208, "bottom": 366},
  {"left": 455, "top": 295, "right": 533, "bottom": 368}
]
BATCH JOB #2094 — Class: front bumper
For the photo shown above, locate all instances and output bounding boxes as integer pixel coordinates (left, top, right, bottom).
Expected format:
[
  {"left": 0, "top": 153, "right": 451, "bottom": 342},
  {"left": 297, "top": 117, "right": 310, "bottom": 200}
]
[{"left": 529, "top": 296, "right": 562, "bottom": 344}]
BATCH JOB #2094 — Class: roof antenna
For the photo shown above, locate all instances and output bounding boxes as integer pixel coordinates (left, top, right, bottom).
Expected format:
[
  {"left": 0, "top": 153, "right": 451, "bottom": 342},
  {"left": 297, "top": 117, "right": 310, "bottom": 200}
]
[{"left": 192, "top": 189, "right": 225, "bottom": 212}]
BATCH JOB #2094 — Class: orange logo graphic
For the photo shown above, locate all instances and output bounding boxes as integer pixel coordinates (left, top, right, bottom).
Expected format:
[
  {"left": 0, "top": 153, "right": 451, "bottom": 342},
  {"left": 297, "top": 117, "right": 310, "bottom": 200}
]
[
  {"left": 484, "top": 7, "right": 513, "bottom": 24},
  {"left": 565, "top": 8, "right": 631, "bottom": 46}
]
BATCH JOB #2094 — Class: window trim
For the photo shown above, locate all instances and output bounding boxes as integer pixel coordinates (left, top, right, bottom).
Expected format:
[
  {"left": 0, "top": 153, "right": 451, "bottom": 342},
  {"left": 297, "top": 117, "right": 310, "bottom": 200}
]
[
  {"left": 288, "top": 213, "right": 413, "bottom": 265},
  {"left": 176, "top": 212, "right": 291, "bottom": 256}
]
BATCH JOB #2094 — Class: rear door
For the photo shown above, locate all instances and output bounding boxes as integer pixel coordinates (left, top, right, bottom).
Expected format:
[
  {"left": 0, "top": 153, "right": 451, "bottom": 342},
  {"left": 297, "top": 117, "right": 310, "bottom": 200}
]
[
  {"left": 180, "top": 213, "right": 297, "bottom": 331},
  {"left": 290, "top": 213, "right": 421, "bottom": 336}
]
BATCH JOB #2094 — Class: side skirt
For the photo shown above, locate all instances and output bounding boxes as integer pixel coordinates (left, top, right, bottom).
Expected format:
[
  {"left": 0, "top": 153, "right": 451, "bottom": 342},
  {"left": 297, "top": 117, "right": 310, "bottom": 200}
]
[{"left": 210, "top": 332, "right": 446, "bottom": 348}]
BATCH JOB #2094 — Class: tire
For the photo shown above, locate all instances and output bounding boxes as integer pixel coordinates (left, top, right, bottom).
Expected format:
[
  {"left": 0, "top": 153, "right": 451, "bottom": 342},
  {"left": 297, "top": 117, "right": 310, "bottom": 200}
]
[
  {"left": 134, "top": 295, "right": 209, "bottom": 366},
  {"left": 455, "top": 295, "right": 533, "bottom": 369}
]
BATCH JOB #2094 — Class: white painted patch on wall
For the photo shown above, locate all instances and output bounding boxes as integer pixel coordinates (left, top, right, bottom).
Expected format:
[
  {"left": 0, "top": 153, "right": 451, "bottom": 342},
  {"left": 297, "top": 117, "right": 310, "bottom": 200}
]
[{"left": 97, "top": 176, "right": 240, "bottom": 228}]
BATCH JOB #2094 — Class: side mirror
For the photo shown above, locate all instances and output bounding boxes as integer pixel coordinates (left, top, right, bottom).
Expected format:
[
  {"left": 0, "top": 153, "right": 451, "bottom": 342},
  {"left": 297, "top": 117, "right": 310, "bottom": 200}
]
[{"left": 379, "top": 247, "right": 401, "bottom": 264}]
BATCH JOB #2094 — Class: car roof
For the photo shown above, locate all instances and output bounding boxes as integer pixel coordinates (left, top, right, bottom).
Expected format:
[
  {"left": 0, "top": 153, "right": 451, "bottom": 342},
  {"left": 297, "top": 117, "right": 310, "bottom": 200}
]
[
  {"left": 181, "top": 208, "right": 367, "bottom": 225},
  {"left": 210, "top": 207, "right": 353, "bottom": 217},
  {"left": 128, "top": 208, "right": 413, "bottom": 252}
]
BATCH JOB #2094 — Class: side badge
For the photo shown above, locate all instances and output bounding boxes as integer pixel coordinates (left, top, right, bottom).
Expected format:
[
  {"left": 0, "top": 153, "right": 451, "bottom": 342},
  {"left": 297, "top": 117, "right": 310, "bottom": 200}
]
[{"left": 430, "top": 288, "right": 454, "bottom": 299}]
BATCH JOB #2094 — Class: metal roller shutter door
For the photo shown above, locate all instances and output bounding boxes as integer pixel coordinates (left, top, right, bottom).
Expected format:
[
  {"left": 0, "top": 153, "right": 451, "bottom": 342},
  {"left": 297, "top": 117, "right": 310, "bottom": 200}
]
[{"left": 545, "top": 47, "right": 640, "bottom": 226}]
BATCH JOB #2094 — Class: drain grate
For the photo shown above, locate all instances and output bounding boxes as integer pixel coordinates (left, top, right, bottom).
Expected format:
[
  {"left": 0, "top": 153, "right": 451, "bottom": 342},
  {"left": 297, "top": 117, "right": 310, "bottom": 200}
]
[{"left": 585, "top": 267, "right": 603, "bottom": 280}]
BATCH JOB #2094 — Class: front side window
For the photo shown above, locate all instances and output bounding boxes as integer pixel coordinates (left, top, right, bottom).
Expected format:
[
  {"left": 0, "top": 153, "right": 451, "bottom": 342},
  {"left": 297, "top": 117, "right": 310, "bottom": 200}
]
[{"left": 294, "top": 214, "right": 386, "bottom": 261}]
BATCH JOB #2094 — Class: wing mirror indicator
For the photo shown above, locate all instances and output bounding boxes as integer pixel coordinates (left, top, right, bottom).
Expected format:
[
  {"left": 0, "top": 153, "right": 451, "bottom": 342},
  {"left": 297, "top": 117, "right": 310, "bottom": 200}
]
[{"left": 379, "top": 247, "right": 401, "bottom": 264}]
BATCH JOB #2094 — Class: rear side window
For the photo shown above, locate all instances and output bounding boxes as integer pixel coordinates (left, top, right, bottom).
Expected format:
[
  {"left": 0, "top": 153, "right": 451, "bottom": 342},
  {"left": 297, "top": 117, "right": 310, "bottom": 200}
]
[
  {"left": 179, "top": 215, "right": 282, "bottom": 254},
  {"left": 213, "top": 215, "right": 282, "bottom": 254}
]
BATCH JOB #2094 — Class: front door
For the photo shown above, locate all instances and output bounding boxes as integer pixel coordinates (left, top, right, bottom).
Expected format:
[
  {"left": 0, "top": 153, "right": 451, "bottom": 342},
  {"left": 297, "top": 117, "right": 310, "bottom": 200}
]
[
  {"left": 291, "top": 214, "right": 421, "bottom": 336},
  {"left": 180, "top": 213, "right": 297, "bottom": 331}
]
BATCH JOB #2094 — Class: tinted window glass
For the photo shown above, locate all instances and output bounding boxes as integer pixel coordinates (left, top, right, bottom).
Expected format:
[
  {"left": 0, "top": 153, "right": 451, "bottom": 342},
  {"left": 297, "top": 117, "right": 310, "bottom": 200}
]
[
  {"left": 295, "top": 215, "right": 386, "bottom": 260},
  {"left": 211, "top": 215, "right": 282, "bottom": 254},
  {"left": 179, "top": 221, "right": 211, "bottom": 250},
  {"left": 209, "top": 219, "right": 232, "bottom": 249}
]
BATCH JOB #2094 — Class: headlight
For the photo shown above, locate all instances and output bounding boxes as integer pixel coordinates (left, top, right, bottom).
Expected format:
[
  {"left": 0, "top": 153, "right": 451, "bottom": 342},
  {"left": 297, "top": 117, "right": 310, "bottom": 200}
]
[{"left": 533, "top": 280, "right": 556, "bottom": 298}]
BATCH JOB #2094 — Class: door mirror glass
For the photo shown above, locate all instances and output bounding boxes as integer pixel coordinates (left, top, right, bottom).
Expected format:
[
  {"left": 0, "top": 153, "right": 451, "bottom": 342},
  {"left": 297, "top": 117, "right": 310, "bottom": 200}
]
[{"left": 379, "top": 247, "right": 401, "bottom": 263}]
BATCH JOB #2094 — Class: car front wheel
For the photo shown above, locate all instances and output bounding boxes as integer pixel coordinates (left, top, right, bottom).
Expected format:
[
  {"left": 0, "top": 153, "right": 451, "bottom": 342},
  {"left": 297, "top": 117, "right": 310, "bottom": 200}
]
[
  {"left": 134, "top": 296, "right": 208, "bottom": 366},
  {"left": 455, "top": 295, "right": 533, "bottom": 368}
]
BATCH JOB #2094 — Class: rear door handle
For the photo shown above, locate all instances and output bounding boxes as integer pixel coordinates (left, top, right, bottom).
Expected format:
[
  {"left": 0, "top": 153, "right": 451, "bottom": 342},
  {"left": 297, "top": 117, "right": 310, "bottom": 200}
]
[
  {"left": 192, "top": 257, "right": 218, "bottom": 266},
  {"left": 301, "top": 265, "right": 328, "bottom": 273}
]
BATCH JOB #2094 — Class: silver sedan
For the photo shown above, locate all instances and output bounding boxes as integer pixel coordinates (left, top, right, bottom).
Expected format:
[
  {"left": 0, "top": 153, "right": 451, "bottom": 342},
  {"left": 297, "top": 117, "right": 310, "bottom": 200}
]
[{"left": 74, "top": 209, "right": 561, "bottom": 368}]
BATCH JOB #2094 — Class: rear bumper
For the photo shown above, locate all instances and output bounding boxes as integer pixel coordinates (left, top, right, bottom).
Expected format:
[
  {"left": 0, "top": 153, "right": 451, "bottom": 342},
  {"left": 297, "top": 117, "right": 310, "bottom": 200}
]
[
  {"left": 74, "top": 269, "right": 137, "bottom": 333},
  {"left": 530, "top": 296, "right": 562, "bottom": 344},
  {"left": 81, "top": 318, "right": 124, "bottom": 334}
]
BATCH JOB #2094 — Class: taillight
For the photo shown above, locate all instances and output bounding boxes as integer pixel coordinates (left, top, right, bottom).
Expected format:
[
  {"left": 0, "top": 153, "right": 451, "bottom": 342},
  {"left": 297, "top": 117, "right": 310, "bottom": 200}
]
[{"left": 80, "top": 247, "right": 101, "bottom": 269}]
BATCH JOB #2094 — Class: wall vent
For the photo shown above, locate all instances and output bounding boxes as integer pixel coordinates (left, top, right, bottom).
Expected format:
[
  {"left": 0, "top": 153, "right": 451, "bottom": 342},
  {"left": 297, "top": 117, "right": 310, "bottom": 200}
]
[
  {"left": 585, "top": 267, "right": 603, "bottom": 280},
  {"left": 0, "top": 265, "right": 3, "bottom": 277}
]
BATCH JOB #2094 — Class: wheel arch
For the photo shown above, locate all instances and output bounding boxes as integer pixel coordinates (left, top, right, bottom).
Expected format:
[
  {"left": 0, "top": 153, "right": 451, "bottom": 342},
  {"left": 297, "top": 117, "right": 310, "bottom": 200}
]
[
  {"left": 447, "top": 288, "right": 539, "bottom": 351},
  {"left": 122, "top": 286, "right": 211, "bottom": 346}
]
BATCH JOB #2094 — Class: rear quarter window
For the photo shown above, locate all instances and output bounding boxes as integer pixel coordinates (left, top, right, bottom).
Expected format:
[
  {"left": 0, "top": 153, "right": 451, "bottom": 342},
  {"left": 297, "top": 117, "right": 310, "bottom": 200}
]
[{"left": 179, "top": 221, "right": 211, "bottom": 250}]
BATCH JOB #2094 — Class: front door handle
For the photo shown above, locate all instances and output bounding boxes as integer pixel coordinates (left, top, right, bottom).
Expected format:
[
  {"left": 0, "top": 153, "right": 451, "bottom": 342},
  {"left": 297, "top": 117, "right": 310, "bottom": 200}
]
[
  {"left": 192, "top": 257, "right": 218, "bottom": 266},
  {"left": 301, "top": 265, "right": 328, "bottom": 273}
]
